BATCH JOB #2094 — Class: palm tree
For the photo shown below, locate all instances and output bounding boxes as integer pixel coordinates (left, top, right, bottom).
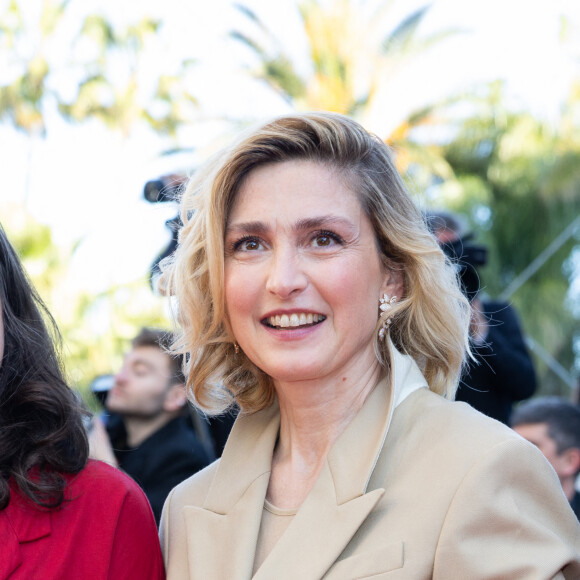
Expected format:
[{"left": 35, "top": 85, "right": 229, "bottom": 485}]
[
  {"left": 231, "top": 0, "right": 458, "bottom": 178},
  {"left": 58, "top": 14, "right": 198, "bottom": 138},
  {"left": 0, "top": 0, "right": 197, "bottom": 139},
  {"left": 440, "top": 82, "right": 580, "bottom": 395}
]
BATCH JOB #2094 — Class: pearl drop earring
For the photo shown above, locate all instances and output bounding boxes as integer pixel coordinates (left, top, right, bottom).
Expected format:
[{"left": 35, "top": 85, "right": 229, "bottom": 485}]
[{"left": 378, "top": 294, "right": 397, "bottom": 339}]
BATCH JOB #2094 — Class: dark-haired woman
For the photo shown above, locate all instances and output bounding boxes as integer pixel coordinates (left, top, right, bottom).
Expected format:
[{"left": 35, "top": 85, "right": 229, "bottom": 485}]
[{"left": 0, "top": 225, "right": 165, "bottom": 579}]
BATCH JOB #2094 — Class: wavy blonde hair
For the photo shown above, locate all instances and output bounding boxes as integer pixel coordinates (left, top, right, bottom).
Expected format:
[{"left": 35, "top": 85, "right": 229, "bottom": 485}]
[{"left": 161, "top": 112, "right": 471, "bottom": 415}]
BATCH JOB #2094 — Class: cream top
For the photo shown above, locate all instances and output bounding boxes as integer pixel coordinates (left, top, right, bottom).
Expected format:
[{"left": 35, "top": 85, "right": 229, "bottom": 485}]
[{"left": 252, "top": 499, "right": 297, "bottom": 575}]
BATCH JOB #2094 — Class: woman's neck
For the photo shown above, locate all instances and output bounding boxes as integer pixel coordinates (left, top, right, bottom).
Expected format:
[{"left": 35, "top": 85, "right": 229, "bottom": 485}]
[{"left": 267, "top": 361, "right": 382, "bottom": 509}]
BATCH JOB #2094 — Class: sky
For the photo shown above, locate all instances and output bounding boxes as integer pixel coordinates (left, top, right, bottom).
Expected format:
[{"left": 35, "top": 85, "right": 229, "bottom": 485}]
[{"left": 1, "top": 0, "right": 579, "bottom": 296}]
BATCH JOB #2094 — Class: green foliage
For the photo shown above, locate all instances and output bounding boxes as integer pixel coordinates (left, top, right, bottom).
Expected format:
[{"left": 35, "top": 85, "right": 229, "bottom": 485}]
[
  {"left": 59, "top": 13, "right": 193, "bottom": 137},
  {"left": 441, "top": 86, "right": 580, "bottom": 393},
  {"left": 2, "top": 205, "right": 170, "bottom": 400},
  {"left": 0, "top": 1, "right": 197, "bottom": 138}
]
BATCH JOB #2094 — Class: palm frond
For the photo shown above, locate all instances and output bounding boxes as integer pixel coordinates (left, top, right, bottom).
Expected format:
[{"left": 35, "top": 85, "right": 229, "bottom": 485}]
[
  {"left": 229, "top": 30, "right": 267, "bottom": 58},
  {"left": 381, "top": 5, "right": 429, "bottom": 56},
  {"left": 233, "top": 3, "right": 264, "bottom": 30},
  {"left": 263, "top": 57, "right": 306, "bottom": 100}
]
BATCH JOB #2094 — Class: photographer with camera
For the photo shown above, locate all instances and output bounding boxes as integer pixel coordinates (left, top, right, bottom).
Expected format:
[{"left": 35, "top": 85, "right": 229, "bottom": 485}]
[
  {"left": 144, "top": 173, "right": 237, "bottom": 455},
  {"left": 427, "top": 210, "right": 537, "bottom": 424}
]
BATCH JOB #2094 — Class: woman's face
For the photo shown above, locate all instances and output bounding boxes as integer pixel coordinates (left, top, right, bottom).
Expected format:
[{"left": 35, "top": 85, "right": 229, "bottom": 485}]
[{"left": 224, "top": 160, "right": 403, "bottom": 385}]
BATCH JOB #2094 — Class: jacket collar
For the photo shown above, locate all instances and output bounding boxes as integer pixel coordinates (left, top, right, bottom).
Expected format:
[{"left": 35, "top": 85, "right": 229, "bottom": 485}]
[
  {"left": 0, "top": 486, "right": 52, "bottom": 577},
  {"left": 185, "top": 344, "right": 427, "bottom": 579}
]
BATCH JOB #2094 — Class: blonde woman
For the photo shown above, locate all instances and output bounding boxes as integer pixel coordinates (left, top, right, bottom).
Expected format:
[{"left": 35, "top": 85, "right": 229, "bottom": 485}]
[{"left": 160, "top": 112, "right": 580, "bottom": 579}]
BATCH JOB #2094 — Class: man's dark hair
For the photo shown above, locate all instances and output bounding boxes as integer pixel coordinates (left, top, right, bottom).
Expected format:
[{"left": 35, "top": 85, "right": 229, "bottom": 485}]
[
  {"left": 132, "top": 327, "right": 185, "bottom": 385},
  {"left": 0, "top": 224, "right": 88, "bottom": 511},
  {"left": 511, "top": 397, "right": 580, "bottom": 454}
]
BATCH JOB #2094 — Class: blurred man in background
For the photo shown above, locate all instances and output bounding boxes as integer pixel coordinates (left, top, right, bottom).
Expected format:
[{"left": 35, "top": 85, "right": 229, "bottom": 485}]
[
  {"left": 426, "top": 210, "right": 537, "bottom": 424},
  {"left": 512, "top": 397, "right": 580, "bottom": 519},
  {"left": 91, "top": 328, "right": 211, "bottom": 524}
]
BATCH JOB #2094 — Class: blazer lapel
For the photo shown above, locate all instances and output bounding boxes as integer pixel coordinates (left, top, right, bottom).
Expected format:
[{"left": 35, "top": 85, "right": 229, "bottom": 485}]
[
  {"left": 183, "top": 402, "right": 281, "bottom": 580},
  {"left": 255, "top": 373, "right": 396, "bottom": 580},
  {"left": 183, "top": 478, "right": 269, "bottom": 579},
  {"left": 253, "top": 463, "right": 385, "bottom": 580}
]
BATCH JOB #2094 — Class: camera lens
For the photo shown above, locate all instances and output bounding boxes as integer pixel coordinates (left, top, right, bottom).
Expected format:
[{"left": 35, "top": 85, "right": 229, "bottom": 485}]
[{"left": 143, "top": 179, "right": 166, "bottom": 203}]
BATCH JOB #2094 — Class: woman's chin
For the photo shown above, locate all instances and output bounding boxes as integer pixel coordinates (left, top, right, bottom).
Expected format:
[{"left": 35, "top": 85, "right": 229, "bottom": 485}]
[{"left": 266, "top": 362, "right": 326, "bottom": 386}]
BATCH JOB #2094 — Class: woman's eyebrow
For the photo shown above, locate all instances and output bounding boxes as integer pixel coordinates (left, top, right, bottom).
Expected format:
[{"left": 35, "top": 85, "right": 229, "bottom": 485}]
[
  {"left": 225, "top": 221, "right": 269, "bottom": 236},
  {"left": 295, "top": 216, "right": 357, "bottom": 232}
]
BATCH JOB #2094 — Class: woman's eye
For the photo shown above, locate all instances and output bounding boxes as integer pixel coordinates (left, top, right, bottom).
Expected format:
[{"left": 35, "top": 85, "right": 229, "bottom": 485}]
[
  {"left": 312, "top": 231, "right": 341, "bottom": 247},
  {"left": 234, "top": 237, "right": 262, "bottom": 251},
  {"left": 243, "top": 240, "right": 259, "bottom": 250}
]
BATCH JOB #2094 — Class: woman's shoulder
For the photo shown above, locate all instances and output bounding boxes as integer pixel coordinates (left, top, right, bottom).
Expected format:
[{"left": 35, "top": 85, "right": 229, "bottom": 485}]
[
  {"left": 388, "top": 389, "right": 573, "bottom": 521},
  {"left": 71, "top": 459, "right": 132, "bottom": 485},
  {"left": 68, "top": 459, "right": 150, "bottom": 503},
  {"left": 65, "top": 461, "right": 161, "bottom": 547},
  {"left": 396, "top": 387, "right": 526, "bottom": 452},
  {"left": 164, "top": 458, "right": 221, "bottom": 509}
]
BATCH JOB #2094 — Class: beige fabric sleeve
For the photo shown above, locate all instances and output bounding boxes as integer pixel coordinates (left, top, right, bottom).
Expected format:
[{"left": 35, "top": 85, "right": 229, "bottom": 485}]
[{"left": 434, "top": 436, "right": 580, "bottom": 579}]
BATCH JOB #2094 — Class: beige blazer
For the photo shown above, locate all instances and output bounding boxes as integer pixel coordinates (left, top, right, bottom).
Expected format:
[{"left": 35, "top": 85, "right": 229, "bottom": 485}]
[{"left": 160, "top": 349, "right": 580, "bottom": 579}]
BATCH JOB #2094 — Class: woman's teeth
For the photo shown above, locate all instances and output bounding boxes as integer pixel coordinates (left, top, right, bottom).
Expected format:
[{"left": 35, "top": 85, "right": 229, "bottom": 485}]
[{"left": 268, "top": 313, "right": 325, "bottom": 328}]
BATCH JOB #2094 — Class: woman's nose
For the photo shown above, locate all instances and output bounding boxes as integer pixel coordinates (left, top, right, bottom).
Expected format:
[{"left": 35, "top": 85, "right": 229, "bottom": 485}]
[{"left": 265, "top": 247, "right": 308, "bottom": 299}]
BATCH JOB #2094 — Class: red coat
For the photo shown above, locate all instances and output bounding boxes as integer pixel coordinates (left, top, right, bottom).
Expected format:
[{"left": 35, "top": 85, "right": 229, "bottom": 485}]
[{"left": 1, "top": 460, "right": 165, "bottom": 579}]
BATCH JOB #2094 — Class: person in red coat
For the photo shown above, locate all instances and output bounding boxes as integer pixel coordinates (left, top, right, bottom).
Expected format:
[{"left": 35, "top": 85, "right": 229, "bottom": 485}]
[{"left": 0, "top": 224, "right": 165, "bottom": 579}]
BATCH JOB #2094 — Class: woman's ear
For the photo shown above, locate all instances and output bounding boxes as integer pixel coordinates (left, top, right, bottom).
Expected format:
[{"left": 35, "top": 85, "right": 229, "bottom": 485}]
[{"left": 381, "top": 267, "right": 405, "bottom": 301}]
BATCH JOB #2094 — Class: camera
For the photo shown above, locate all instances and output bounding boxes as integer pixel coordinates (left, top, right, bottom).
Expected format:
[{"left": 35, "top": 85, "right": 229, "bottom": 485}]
[
  {"left": 143, "top": 173, "right": 187, "bottom": 287},
  {"left": 143, "top": 173, "right": 187, "bottom": 204},
  {"left": 89, "top": 374, "right": 114, "bottom": 407}
]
